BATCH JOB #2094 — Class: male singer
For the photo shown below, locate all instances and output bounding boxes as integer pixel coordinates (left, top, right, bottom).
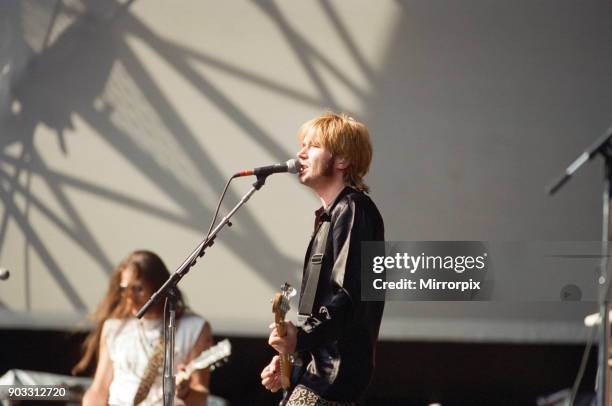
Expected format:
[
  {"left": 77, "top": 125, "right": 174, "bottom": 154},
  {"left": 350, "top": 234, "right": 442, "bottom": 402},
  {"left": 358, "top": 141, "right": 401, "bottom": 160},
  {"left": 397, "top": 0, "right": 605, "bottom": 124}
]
[{"left": 261, "top": 112, "right": 385, "bottom": 404}]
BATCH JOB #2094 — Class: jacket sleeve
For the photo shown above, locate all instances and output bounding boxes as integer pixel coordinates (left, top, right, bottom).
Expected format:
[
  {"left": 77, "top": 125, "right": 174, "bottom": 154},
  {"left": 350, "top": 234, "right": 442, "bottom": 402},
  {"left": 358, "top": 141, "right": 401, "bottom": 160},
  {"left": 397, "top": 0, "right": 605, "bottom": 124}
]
[{"left": 295, "top": 198, "right": 371, "bottom": 352}]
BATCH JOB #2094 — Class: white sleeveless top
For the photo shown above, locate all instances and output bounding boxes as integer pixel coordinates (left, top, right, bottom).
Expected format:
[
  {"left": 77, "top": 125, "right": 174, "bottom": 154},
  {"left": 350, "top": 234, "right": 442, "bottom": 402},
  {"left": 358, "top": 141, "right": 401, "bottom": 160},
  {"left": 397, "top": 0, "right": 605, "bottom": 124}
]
[{"left": 103, "top": 313, "right": 206, "bottom": 406}]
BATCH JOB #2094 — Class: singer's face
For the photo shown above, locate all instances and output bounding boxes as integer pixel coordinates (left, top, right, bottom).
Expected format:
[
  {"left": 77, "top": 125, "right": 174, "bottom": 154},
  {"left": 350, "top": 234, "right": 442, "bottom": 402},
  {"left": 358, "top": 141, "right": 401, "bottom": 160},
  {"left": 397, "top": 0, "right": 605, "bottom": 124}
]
[
  {"left": 119, "top": 267, "right": 154, "bottom": 316},
  {"left": 297, "top": 129, "right": 334, "bottom": 188}
]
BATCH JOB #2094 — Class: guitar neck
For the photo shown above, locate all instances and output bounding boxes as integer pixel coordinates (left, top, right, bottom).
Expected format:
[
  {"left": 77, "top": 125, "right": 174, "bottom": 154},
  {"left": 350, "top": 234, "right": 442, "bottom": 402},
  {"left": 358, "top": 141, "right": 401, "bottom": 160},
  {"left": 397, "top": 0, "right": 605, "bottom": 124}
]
[
  {"left": 276, "top": 316, "right": 292, "bottom": 389},
  {"left": 276, "top": 319, "right": 287, "bottom": 337},
  {"left": 179, "top": 339, "right": 231, "bottom": 380},
  {"left": 271, "top": 284, "right": 296, "bottom": 391}
]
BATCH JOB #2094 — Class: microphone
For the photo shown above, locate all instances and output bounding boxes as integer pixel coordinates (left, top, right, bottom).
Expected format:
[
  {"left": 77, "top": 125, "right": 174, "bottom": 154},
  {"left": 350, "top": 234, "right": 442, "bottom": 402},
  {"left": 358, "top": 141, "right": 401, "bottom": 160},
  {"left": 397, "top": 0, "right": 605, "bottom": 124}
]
[
  {"left": 0, "top": 268, "right": 9, "bottom": 281},
  {"left": 234, "top": 159, "right": 301, "bottom": 178}
]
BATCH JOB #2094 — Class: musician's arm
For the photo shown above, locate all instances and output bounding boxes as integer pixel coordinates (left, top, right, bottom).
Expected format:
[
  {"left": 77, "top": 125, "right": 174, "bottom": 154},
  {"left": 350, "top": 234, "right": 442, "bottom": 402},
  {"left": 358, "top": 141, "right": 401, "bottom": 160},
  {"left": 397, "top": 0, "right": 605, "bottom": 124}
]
[
  {"left": 179, "top": 321, "right": 213, "bottom": 406},
  {"left": 82, "top": 332, "right": 113, "bottom": 406}
]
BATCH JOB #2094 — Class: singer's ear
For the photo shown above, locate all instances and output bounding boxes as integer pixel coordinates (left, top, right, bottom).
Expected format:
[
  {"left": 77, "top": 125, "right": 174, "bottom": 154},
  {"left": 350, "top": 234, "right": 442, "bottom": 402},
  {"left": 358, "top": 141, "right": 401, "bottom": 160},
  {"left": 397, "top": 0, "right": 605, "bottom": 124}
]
[{"left": 334, "top": 156, "right": 349, "bottom": 170}]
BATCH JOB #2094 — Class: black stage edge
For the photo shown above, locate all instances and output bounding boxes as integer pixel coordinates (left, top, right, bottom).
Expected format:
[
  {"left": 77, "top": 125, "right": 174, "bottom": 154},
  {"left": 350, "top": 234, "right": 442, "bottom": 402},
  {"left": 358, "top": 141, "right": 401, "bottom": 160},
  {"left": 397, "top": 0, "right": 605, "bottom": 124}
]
[{"left": 0, "top": 329, "right": 597, "bottom": 405}]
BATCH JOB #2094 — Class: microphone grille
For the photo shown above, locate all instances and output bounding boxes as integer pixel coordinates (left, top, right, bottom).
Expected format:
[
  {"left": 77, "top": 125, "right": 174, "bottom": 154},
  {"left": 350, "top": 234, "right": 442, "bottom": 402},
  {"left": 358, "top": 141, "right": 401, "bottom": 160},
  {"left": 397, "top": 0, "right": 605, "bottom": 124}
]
[{"left": 286, "top": 159, "right": 301, "bottom": 174}]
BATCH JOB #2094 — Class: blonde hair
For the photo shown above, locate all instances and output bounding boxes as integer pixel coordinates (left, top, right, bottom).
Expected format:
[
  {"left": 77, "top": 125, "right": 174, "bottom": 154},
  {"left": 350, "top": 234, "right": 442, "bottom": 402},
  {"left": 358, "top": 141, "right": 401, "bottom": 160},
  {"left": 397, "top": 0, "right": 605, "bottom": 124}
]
[{"left": 298, "top": 112, "right": 373, "bottom": 192}]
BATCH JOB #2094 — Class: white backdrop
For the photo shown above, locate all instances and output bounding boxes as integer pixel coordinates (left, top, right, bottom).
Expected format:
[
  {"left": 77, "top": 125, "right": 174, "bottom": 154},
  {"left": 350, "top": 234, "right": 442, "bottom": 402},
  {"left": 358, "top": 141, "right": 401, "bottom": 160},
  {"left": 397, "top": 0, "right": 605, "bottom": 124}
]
[{"left": 0, "top": 0, "right": 611, "bottom": 343}]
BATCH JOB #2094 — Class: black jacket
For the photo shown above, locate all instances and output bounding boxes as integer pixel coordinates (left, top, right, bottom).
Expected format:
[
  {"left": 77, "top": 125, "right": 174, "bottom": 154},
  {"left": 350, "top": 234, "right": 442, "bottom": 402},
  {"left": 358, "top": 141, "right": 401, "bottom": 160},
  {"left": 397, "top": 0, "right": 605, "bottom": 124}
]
[{"left": 294, "top": 186, "right": 385, "bottom": 401}]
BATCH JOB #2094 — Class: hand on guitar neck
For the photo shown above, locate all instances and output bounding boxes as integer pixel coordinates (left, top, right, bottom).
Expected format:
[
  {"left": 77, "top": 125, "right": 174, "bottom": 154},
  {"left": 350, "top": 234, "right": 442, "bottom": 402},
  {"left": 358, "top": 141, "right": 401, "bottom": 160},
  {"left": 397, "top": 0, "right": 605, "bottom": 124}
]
[
  {"left": 262, "top": 323, "right": 297, "bottom": 394},
  {"left": 269, "top": 321, "right": 297, "bottom": 357},
  {"left": 269, "top": 320, "right": 298, "bottom": 390},
  {"left": 262, "top": 283, "right": 297, "bottom": 394}
]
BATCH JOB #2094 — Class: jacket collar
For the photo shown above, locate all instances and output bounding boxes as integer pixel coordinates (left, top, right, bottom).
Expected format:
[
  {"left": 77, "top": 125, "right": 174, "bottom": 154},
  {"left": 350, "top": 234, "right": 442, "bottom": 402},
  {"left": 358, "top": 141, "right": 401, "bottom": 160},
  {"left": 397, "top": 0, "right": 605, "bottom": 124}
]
[{"left": 314, "top": 186, "right": 354, "bottom": 225}]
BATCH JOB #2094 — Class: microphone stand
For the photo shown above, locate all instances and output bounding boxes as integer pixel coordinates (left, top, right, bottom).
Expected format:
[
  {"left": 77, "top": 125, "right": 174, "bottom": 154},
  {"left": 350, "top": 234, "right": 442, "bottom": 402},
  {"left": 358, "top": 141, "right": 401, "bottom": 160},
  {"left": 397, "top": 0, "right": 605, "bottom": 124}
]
[
  {"left": 547, "top": 126, "right": 612, "bottom": 406},
  {"left": 136, "top": 174, "right": 271, "bottom": 406}
]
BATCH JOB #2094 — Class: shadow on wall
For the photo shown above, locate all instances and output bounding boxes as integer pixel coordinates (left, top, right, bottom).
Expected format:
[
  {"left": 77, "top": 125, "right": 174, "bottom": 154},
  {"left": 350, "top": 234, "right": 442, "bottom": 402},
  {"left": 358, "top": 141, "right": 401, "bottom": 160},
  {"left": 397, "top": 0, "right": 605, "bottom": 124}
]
[
  {"left": 3, "top": 0, "right": 608, "bottom": 342},
  {"left": 2, "top": 0, "right": 385, "bottom": 312}
]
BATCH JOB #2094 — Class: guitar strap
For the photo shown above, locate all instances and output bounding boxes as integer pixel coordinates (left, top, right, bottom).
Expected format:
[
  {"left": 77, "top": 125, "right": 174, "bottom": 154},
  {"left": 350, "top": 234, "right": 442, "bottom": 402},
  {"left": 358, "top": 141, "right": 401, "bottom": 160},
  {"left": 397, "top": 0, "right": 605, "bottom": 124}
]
[
  {"left": 133, "top": 337, "right": 164, "bottom": 406},
  {"left": 298, "top": 220, "right": 331, "bottom": 324},
  {"left": 133, "top": 318, "right": 182, "bottom": 406}
]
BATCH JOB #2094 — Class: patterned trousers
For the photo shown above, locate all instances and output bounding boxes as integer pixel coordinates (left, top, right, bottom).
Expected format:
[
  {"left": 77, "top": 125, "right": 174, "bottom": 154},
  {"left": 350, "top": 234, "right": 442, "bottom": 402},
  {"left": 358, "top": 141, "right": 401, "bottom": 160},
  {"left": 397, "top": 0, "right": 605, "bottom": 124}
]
[{"left": 285, "top": 385, "right": 356, "bottom": 406}]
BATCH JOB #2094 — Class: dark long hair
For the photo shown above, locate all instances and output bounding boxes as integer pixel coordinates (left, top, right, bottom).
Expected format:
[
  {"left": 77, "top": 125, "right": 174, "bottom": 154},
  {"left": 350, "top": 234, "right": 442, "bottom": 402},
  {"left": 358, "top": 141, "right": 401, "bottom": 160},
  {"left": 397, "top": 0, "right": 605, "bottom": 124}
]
[{"left": 72, "top": 250, "right": 186, "bottom": 375}]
